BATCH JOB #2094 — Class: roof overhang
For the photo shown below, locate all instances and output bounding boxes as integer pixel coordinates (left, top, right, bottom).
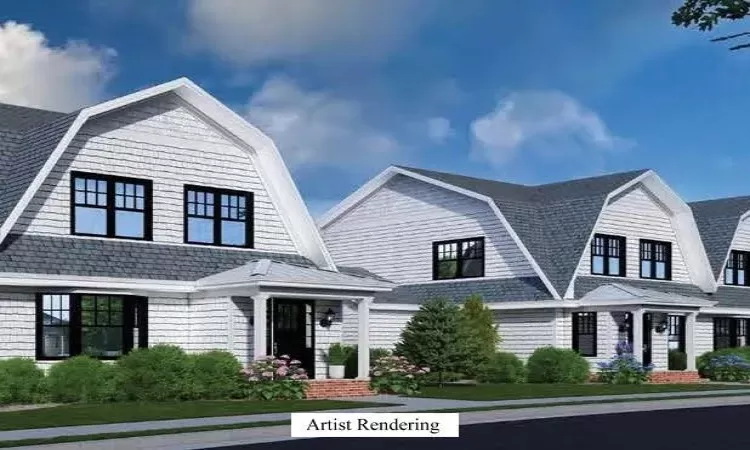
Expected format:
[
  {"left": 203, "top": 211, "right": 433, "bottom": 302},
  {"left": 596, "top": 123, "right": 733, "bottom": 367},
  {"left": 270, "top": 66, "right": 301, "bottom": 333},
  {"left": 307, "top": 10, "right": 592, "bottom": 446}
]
[
  {"left": 0, "top": 78, "right": 337, "bottom": 271},
  {"left": 319, "top": 166, "right": 562, "bottom": 300},
  {"left": 579, "top": 283, "right": 716, "bottom": 309}
]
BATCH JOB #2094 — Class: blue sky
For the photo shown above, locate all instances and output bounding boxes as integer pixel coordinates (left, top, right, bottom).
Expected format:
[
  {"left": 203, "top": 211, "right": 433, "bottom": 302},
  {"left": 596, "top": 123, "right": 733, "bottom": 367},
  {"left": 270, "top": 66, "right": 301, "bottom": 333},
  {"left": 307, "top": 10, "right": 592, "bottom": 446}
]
[{"left": 2, "top": 0, "right": 750, "bottom": 218}]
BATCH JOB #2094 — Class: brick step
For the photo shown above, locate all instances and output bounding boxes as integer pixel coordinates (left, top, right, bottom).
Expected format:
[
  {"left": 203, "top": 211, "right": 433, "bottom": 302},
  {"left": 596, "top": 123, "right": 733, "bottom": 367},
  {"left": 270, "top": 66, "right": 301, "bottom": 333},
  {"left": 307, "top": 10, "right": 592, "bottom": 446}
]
[
  {"left": 649, "top": 371, "right": 703, "bottom": 384},
  {"left": 305, "top": 379, "right": 376, "bottom": 399}
]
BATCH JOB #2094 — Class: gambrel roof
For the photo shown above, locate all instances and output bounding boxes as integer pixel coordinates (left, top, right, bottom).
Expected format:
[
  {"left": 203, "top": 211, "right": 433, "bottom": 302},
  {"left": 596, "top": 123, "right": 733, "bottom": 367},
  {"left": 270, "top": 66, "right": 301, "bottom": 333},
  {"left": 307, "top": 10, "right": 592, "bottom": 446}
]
[
  {"left": 689, "top": 196, "right": 750, "bottom": 279},
  {"left": 0, "top": 78, "right": 338, "bottom": 276}
]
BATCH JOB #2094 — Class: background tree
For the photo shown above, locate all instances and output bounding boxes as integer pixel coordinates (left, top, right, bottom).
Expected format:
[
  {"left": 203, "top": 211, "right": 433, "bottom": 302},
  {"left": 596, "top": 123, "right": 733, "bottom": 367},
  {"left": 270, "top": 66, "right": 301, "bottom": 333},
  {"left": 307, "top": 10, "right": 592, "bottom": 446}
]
[
  {"left": 673, "top": 0, "right": 750, "bottom": 50},
  {"left": 395, "top": 297, "right": 465, "bottom": 385},
  {"left": 457, "top": 294, "right": 500, "bottom": 378}
]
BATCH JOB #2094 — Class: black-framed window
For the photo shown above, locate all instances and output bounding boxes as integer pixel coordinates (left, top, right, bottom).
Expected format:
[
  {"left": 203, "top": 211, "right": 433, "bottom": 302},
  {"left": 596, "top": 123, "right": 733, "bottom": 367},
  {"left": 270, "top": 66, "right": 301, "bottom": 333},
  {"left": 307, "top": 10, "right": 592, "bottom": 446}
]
[
  {"left": 71, "top": 172, "right": 152, "bottom": 240},
  {"left": 714, "top": 317, "right": 750, "bottom": 350},
  {"left": 668, "top": 315, "right": 685, "bottom": 352},
  {"left": 184, "top": 185, "right": 253, "bottom": 247},
  {"left": 725, "top": 250, "right": 750, "bottom": 286},
  {"left": 36, "top": 294, "right": 147, "bottom": 360},
  {"left": 591, "top": 234, "right": 626, "bottom": 277},
  {"left": 432, "top": 237, "right": 485, "bottom": 280},
  {"left": 572, "top": 312, "right": 597, "bottom": 357},
  {"left": 640, "top": 239, "right": 672, "bottom": 280}
]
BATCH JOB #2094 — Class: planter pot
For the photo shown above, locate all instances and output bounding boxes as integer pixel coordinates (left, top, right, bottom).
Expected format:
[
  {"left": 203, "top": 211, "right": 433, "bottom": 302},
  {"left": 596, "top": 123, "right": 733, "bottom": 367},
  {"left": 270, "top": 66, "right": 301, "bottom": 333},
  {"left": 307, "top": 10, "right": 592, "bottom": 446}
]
[{"left": 328, "top": 364, "right": 345, "bottom": 379}]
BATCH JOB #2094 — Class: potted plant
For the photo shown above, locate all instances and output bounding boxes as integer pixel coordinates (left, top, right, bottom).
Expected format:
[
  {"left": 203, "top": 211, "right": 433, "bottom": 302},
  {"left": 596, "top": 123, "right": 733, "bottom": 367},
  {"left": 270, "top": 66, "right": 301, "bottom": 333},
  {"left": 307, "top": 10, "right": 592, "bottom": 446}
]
[{"left": 326, "top": 343, "right": 354, "bottom": 379}]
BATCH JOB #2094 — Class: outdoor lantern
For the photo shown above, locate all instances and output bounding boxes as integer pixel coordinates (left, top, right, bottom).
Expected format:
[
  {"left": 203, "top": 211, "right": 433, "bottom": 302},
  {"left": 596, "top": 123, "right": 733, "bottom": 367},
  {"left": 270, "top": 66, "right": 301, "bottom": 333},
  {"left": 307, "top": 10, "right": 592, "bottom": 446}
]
[
  {"left": 319, "top": 308, "right": 336, "bottom": 328},
  {"left": 653, "top": 313, "right": 669, "bottom": 333}
]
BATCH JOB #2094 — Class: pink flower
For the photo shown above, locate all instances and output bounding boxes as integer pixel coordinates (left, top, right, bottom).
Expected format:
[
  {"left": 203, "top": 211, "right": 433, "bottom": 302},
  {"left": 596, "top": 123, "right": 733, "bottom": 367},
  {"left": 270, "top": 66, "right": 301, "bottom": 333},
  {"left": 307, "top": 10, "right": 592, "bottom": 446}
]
[
  {"left": 262, "top": 371, "right": 274, "bottom": 378},
  {"left": 276, "top": 366, "right": 289, "bottom": 377},
  {"left": 373, "top": 371, "right": 382, "bottom": 376},
  {"left": 290, "top": 359, "right": 302, "bottom": 365},
  {"left": 296, "top": 368, "right": 306, "bottom": 374},
  {"left": 280, "top": 354, "right": 291, "bottom": 359},
  {"left": 248, "top": 376, "right": 259, "bottom": 381}
]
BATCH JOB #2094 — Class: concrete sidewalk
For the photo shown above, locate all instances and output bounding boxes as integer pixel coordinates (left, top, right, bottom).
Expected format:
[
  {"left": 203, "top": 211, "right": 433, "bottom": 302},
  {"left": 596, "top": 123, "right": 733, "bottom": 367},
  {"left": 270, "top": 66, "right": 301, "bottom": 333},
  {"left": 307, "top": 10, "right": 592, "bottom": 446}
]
[
  {"left": 17, "top": 394, "right": 750, "bottom": 450},
  {"left": 1, "top": 388, "right": 749, "bottom": 443}
]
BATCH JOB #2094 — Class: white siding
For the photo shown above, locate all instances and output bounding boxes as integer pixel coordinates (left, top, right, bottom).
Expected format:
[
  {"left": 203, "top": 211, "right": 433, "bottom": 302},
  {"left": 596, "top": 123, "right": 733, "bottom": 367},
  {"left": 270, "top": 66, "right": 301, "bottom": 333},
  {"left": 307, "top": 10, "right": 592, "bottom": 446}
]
[
  {"left": 369, "top": 310, "right": 414, "bottom": 349},
  {"left": 187, "top": 296, "right": 230, "bottom": 354},
  {"left": 14, "top": 94, "right": 296, "bottom": 253},
  {"left": 576, "top": 184, "right": 692, "bottom": 283},
  {"left": 695, "top": 314, "right": 714, "bottom": 357},
  {"left": 230, "top": 296, "right": 254, "bottom": 366},
  {"left": 323, "top": 175, "right": 536, "bottom": 284},
  {"left": 0, "top": 292, "right": 35, "bottom": 360},
  {"left": 651, "top": 325, "right": 669, "bottom": 371},
  {"left": 719, "top": 217, "right": 750, "bottom": 284},
  {"left": 148, "top": 296, "right": 190, "bottom": 347},
  {"left": 496, "top": 310, "right": 556, "bottom": 360},
  {"left": 314, "top": 300, "right": 343, "bottom": 380}
]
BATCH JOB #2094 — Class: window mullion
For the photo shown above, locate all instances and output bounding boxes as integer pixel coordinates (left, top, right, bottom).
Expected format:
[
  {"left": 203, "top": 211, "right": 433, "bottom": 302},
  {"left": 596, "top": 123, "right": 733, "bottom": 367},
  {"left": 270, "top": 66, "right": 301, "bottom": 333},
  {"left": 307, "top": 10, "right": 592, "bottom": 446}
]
[
  {"left": 70, "top": 294, "right": 82, "bottom": 357},
  {"left": 106, "top": 179, "right": 116, "bottom": 237},
  {"left": 213, "top": 190, "right": 222, "bottom": 245}
]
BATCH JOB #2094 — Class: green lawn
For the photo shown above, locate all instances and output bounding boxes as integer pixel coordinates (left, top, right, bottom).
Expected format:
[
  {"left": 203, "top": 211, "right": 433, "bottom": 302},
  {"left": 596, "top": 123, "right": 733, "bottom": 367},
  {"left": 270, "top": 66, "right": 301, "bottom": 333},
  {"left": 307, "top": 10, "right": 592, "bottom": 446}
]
[
  {"left": 0, "top": 400, "right": 388, "bottom": 432},
  {"left": 417, "top": 383, "right": 750, "bottom": 401}
]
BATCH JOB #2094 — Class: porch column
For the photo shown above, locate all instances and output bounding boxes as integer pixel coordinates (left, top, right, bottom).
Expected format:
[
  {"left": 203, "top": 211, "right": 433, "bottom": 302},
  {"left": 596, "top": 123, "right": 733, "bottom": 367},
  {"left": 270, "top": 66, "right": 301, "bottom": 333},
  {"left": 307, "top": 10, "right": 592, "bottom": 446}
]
[
  {"left": 357, "top": 297, "right": 373, "bottom": 379},
  {"left": 632, "top": 308, "right": 644, "bottom": 364},
  {"left": 685, "top": 312, "right": 697, "bottom": 371},
  {"left": 253, "top": 294, "right": 269, "bottom": 360}
]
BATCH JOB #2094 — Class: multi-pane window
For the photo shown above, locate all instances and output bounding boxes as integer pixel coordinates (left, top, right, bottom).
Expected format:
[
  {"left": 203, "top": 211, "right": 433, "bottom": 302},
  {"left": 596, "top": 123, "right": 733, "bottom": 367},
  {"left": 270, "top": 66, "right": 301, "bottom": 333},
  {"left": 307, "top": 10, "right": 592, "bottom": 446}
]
[
  {"left": 725, "top": 250, "right": 750, "bottom": 286},
  {"left": 640, "top": 239, "right": 672, "bottom": 280},
  {"left": 572, "top": 312, "right": 597, "bottom": 357},
  {"left": 714, "top": 317, "right": 750, "bottom": 350},
  {"left": 71, "top": 172, "right": 152, "bottom": 240},
  {"left": 591, "top": 234, "right": 626, "bottom": 276},
  {"left": 36, "top": 294, "right": 147, "bottom": 360},
  {"left": 432, "top": 237, "right": 485, "bottom": 280},
  {"left": 185, "top": 186, "right": 253, "bottom": 247},
  {"left": 668, "top": 315, "right": 685, "bottom": 352}
]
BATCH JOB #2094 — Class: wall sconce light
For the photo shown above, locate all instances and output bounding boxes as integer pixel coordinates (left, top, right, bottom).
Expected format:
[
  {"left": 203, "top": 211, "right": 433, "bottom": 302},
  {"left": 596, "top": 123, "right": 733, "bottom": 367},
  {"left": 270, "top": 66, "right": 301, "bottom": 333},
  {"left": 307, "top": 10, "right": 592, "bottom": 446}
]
[
  {"left": 319, "top": 308, "right": 336, "bottom": 328},
  {"left": 653, "top": 313, "right": 668, "bottom": 333}
]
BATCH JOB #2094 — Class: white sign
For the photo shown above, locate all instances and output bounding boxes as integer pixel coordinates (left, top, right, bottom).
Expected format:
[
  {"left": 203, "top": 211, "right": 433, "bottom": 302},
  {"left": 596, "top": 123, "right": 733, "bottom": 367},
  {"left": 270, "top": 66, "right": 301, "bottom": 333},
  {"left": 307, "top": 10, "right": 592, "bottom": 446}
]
[{"left": 291, "top": 413, "right": 460, "bottom": 438}]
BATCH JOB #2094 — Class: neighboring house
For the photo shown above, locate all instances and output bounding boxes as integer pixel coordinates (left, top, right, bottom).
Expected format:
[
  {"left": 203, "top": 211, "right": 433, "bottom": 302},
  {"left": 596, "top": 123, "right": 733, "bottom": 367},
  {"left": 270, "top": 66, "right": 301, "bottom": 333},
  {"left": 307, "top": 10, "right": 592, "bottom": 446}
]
[
  {"left": 0, "top": 78, "right": 393, "bottom": 379},
  {"left": 320, "top": 166, "right": 750, "bottom": 374}
]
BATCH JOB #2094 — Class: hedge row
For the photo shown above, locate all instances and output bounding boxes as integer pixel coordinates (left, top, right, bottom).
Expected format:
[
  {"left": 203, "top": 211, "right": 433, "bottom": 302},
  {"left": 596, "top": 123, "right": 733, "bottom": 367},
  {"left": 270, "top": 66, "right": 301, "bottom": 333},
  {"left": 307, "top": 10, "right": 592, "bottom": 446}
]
[
  {"left": 473, "top": 347, "right": 590, "bottom": 384},
  {"left": 0, "top": 345, "right": 245, "bottom": 405}
]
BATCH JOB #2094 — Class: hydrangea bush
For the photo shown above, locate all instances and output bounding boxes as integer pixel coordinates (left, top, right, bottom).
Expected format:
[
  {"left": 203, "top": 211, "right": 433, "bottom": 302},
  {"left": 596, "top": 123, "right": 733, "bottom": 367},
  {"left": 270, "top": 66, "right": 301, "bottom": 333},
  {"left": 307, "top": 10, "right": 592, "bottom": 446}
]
[
  {"left": 704, "top": 354, "right": 750, "bottom": 382},
  {"left": 597, "top": 342, "right": 653, "bottom": 385},
  {"left": 369, "top": 355, "right": 429, "bottom": 395},
  {"left": 241, "top": 355, "right": 309, "bottom": 400}
]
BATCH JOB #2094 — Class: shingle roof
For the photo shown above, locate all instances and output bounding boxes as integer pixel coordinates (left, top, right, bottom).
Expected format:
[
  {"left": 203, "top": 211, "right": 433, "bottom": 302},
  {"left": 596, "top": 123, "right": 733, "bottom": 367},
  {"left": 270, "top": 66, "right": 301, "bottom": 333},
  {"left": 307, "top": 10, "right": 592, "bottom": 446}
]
[
  {"left": 374, "top": 276, "right": 553, "bottom": 304},
  {"left": 713, "top": 286, "right": 750, "bottom": 308},
  {"left": 397, "top": 166, "right": 649, "bottom": 297},
  {"left": 574, "top": 276, "right": 708, "bottom": 300},
  {"left": 0, "top": 233, "right": 313, "bottom": 281},
  {"left": 0, "top": 103, "right": 67, "bottom": 132},
  {"left": 689, "top": 196, "right": 750, "bottom": 278}
]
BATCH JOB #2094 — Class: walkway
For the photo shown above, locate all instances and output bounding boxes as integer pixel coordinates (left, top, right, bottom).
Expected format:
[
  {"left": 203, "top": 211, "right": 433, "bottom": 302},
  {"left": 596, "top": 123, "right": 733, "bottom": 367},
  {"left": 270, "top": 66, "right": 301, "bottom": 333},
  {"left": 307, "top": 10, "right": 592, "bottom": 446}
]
[{"left": 4, "top": 389, "right": 750, "bottom": 448}]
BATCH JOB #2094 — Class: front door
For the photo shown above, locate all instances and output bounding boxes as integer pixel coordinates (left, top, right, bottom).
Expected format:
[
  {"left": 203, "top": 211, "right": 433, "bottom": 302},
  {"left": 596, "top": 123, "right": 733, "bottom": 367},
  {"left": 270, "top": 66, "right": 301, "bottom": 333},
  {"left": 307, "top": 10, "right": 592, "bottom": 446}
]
[
  {"left": 266, "top": 299, "right": 315, "bottom": 377},
  {"left": 643, "top": 313, "right": 653, "bottom": 367}
]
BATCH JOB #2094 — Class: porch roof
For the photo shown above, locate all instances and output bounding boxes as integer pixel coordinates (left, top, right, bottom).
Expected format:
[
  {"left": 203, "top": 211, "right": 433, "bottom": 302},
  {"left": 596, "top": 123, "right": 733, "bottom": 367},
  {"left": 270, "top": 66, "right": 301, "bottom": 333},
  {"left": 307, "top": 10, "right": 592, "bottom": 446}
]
[
  {"left": 196, "top": 259, "right": 394, "bottom": 292},
  {"left": 579, "top": 283, "right": 717, "bottom": 308}
]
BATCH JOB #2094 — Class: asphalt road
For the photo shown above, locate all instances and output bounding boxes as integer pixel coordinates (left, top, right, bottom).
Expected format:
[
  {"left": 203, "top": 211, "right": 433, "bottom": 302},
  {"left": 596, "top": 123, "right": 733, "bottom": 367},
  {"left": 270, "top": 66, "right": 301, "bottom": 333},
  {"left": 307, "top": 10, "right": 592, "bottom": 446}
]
[{"left": 220, "top": 405, "right": 750, "bottom": 450}]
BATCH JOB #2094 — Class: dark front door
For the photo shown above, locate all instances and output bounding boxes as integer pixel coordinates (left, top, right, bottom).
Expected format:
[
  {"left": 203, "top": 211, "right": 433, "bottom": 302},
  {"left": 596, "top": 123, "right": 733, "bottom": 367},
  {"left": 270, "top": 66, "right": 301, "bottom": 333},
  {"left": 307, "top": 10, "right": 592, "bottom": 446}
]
[
  {"left": 266, "top": 299, "right": 315, "bottom": 377},
  {"left": 643, "top": 313, "right": 653, "bottom": 367}
]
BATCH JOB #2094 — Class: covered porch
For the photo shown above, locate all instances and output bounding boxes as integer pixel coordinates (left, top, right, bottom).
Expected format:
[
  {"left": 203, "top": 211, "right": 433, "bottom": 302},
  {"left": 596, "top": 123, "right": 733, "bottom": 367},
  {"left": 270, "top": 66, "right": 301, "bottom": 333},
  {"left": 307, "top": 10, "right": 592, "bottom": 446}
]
[
  {"left": 578, "top": 283, "right": 717, "bottom": 373},
  {"left": 195, "top": 259, "right": 393, "bottom": 380}
]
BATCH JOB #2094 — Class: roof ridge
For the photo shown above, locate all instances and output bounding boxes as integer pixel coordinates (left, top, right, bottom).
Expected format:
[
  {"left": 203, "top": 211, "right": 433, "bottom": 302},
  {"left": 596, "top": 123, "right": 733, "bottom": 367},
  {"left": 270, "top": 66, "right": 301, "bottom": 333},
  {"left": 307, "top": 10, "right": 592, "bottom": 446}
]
[{"left": 689, "top": 194, "right": 750, "bottom": 205}]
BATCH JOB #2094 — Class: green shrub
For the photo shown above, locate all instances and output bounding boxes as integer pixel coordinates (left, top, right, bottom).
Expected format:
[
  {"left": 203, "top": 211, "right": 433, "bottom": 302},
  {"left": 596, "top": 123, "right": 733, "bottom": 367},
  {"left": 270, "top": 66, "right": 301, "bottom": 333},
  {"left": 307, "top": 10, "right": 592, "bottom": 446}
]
[
  {"left": 526, "top": 347, "right": 590, "bottom": 383},
  {"left": 190, "top": 351, "right": 243, "bottom": 400},
  {"left": 457, "top": 295, "right": 500, "bottom": 378},
  {"left": 423, "top": 371, "right": 465, "bottom": 384},
  {"left": 325, "top": 343, "right": 355, "bottom": 366},
  {"left": 477, "top": 352, "right": 525, "bottom": 383},
  {"left": 0, "top": 358, "right": 46, "bottom": 405},
  {"left": 395, "top": 298, "right": 466, "bottom": 385},
  {"left": 697, "top": 348, "right": 750, "bottom": 377},
  {"left": 668, "top": 350, "right": 688, "bottom": 371},
  {"left": 47, "top": 356, "right": 117, "bottom": 403},
  {"left": 115, "top": 345, "right": 194, "bottom": 401},
  {"left": 345, "top": 347, "right": 391, "bottom": 378}
]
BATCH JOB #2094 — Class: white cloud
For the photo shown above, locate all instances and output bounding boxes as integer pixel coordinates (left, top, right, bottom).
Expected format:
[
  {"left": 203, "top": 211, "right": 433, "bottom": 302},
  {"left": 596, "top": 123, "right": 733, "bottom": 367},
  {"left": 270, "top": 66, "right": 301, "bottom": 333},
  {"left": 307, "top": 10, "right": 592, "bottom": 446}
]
[
  {"left": 185, "top": 0, "right": 432, "bottom": 66},
  {"left": 425, "top": 117, "right": 454, "bottom": 144},
  {"left": 0, "top": 21, "right": 115, "bottom": 111},
  {"left": 244, "top": 76, "right": 400, "bottom": 169},
  {"left": 470, "top": 90, "right": 630, "bottom": 165}
]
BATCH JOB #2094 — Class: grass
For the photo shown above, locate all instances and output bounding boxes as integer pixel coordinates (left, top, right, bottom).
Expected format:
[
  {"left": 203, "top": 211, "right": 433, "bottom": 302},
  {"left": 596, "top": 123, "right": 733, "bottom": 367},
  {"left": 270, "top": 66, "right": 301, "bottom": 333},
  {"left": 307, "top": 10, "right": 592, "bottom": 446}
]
[
  {"left": 0, "top": 400, "right": 390, "bottom": 432},
  {"left": 417, "top": 383, "right": 750, "bottom": 401}
]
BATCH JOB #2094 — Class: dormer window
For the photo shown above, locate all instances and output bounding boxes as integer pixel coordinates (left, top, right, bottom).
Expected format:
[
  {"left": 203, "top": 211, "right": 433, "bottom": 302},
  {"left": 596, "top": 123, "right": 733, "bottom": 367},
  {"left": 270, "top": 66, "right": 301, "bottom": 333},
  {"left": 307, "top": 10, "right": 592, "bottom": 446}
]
[
  {"left": 432, "top": 237, "right": 484, "bottom": 280},
  {"left": 590, "top": 234, "right": 626, "bottom": 277},
  {"left": 184, "top": 185, "right": 254, "bottom": 248},
  {"left": 71, "top": 172, "right": 152, "bottom": 240},
  {"left": 725, "top": 250, "right": 750, "bottom": 286},
  {"left": 640, "top": 239, "right": 671, "bottom": 280}
]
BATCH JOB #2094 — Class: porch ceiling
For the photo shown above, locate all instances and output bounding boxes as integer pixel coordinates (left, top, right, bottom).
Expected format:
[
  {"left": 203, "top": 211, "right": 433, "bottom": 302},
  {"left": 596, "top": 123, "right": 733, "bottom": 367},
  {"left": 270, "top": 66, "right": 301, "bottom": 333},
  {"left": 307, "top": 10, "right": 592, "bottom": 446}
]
[
  {"left": 195, "top": 259, "right": 394, "bottom": 292},
  {"left": 579, "top": 283, "right": 717, "bottom": 308}
]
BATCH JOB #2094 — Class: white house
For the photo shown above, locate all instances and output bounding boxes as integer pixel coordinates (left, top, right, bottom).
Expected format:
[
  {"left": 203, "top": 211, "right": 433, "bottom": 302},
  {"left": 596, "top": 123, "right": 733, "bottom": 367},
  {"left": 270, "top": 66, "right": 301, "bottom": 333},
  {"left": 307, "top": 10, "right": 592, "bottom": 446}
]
[
  {"left": 320, "top": 166, "right": 750, "bottom": 378},
  {"left": 0, "top": 78, "right": 394, "bottom": 381}
]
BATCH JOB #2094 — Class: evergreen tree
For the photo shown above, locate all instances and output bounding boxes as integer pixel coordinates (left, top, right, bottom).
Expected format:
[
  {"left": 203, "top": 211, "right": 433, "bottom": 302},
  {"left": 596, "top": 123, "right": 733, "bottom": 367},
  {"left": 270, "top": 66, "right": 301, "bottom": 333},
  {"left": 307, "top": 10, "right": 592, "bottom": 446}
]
[
  {"left": 457, "top": 294, "right": 500, "bottom": 377},
  {"left": 395, "top": 297, "right": 463, "bottom": 384}
]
